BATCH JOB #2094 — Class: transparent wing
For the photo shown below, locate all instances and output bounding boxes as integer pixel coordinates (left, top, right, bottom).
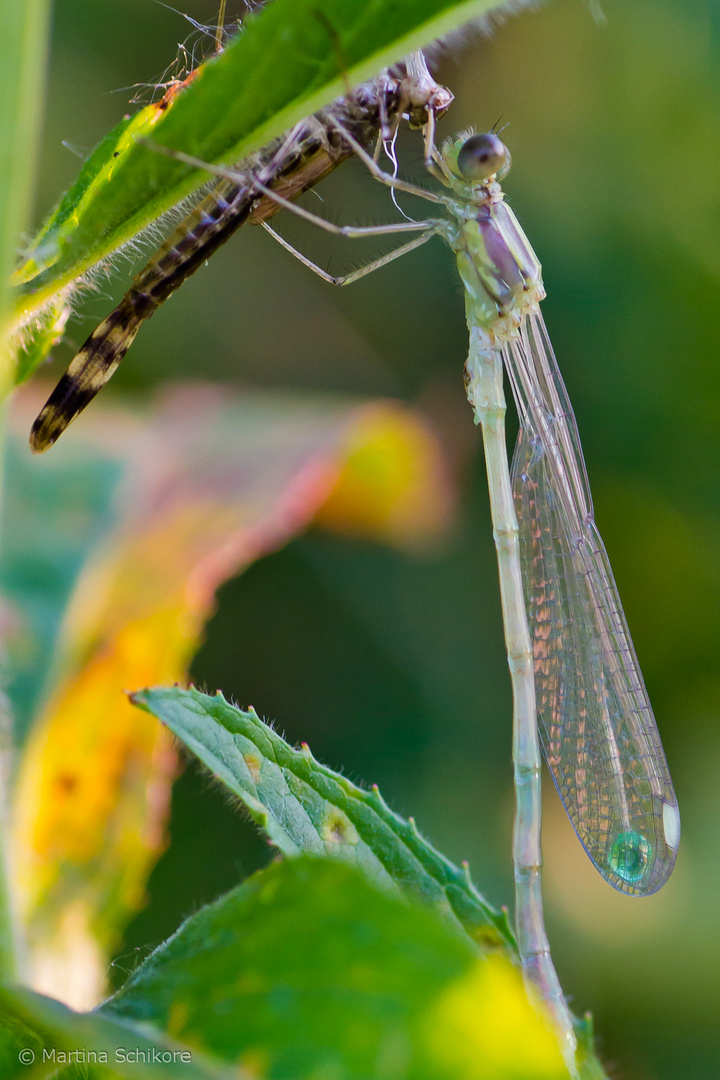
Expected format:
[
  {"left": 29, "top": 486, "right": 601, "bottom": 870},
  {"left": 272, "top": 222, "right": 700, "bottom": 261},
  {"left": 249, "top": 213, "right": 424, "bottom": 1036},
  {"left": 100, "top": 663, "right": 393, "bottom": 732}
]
[{"left": 505, "top": 313, "right": 679, "bottom": 894}]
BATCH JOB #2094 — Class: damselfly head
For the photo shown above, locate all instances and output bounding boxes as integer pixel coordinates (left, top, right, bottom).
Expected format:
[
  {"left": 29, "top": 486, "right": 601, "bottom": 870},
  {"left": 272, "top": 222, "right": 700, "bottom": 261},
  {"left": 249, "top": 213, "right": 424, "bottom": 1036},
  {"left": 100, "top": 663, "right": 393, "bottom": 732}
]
[{"left": 444, "top": 132, "right": 510, "bottom": 184}]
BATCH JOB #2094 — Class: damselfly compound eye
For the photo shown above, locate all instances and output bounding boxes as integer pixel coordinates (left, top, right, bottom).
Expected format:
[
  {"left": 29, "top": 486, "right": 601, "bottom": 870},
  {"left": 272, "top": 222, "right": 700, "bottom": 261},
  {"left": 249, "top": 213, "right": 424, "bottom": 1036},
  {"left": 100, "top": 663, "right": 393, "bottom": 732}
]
[{"left": 457, "top": 132, "right": 508, "bottom": 181}]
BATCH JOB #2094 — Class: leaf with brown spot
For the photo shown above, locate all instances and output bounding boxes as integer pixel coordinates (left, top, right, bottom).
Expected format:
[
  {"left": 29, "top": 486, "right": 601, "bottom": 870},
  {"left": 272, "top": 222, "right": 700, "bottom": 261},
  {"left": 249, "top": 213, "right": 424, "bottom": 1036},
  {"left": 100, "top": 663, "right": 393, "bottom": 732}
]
[{"left": 131, "top": 685, "right": 514, "bottom": 951}]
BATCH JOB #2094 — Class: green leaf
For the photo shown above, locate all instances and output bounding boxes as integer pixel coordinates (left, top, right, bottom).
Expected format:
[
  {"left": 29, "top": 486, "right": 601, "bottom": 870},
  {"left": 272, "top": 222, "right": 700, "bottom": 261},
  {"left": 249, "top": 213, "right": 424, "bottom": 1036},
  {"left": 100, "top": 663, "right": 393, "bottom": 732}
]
[
  {"left": 0, "top": 1001, "right": 44, "bottom": 1080},
  {"left": 0, "top": 984, "right": 237, "bottom": 1080},
  {"left": 12, "top": 0, "right": 532, "bottom": 326},
  {"left": 131, "top": 685, "right": 515, "bottom": 950},
  {"left": 0, "top": 434, "right": 124, "bottom": 741},
  {"left": 103, "top": 857, "right": 567, "bottom": 1080},
  {"left": 0, "top": 0, "right": 51, "bottom": 344},
  {"left": 12, "top": 296, "right": 70, "bottom": 385}
]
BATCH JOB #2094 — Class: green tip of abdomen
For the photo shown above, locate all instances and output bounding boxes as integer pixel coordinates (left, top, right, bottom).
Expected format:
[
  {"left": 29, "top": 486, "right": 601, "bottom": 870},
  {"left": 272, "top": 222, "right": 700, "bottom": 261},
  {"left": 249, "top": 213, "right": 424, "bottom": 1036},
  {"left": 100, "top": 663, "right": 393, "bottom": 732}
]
[{"left": 609, "top": 830, "right": 651, "bottom": 884}]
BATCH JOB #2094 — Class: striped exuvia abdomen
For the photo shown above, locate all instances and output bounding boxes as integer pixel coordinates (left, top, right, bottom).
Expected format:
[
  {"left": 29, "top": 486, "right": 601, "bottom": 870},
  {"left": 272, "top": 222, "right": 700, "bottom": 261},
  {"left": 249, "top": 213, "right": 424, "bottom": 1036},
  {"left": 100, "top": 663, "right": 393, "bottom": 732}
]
[{"left": 30, "top": 179, "right": 253, "bottom": 453}]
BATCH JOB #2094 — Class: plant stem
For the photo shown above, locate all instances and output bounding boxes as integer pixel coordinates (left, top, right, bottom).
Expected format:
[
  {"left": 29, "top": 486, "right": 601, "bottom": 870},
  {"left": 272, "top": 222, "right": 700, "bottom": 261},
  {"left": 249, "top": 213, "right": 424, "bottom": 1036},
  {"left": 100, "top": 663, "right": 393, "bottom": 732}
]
[{"left": 0, "top": 0, "right": 53, "bottom": 977}]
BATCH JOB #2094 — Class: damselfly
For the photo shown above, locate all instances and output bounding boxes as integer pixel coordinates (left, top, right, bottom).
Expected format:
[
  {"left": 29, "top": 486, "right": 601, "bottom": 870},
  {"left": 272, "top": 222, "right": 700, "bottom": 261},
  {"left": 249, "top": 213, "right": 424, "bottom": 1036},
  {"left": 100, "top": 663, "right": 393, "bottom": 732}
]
[
  {"left": 176, "top": 118, "right": 681, "bottom": 1060},
  {"left": 29, "top": 54, "right": 452, "bottom": 453}
]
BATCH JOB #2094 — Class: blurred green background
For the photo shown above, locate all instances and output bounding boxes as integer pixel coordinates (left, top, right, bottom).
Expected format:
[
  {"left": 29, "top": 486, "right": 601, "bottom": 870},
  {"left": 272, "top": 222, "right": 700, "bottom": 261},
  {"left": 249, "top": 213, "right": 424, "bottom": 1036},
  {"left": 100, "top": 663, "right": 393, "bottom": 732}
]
[{"left": 26, "top": 0, "right": 720, "bottom": 1076}]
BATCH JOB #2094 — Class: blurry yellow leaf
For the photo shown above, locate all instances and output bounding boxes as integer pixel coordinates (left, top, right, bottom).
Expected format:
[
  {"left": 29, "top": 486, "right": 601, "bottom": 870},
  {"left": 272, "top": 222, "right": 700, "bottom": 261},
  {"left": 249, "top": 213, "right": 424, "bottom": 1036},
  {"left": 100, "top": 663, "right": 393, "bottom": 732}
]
[
  {"left": 423, "top": 955, "right": 566, "bottom": 1080},
  {"left": 314, "top": 402, "right": 454, "bottom": 550},
  {"left": 8, "top": 384, "right": 455, "bottom": 1008}
]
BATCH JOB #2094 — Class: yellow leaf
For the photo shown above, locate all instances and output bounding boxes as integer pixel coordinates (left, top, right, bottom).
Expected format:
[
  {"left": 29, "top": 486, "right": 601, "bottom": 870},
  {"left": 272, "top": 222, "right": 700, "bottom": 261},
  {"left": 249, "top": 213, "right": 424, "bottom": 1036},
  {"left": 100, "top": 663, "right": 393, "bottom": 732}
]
[
  {"left": 314, "top": 403, "right": 454, "bottom": 550},
  {"left": 10, "top": 386, "right": 456, "bottom": 1008},
  {"left": 423, "top": 955, "right": 567, "bottom": 1080}
]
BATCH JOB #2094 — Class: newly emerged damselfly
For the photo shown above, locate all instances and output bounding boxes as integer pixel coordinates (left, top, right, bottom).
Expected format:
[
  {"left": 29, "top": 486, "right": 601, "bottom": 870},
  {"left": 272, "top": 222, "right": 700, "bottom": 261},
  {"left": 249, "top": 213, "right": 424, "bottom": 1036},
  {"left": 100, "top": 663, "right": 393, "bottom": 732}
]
[{"left": 174, "top": 116, "right": 680, "bottom": 1063}]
